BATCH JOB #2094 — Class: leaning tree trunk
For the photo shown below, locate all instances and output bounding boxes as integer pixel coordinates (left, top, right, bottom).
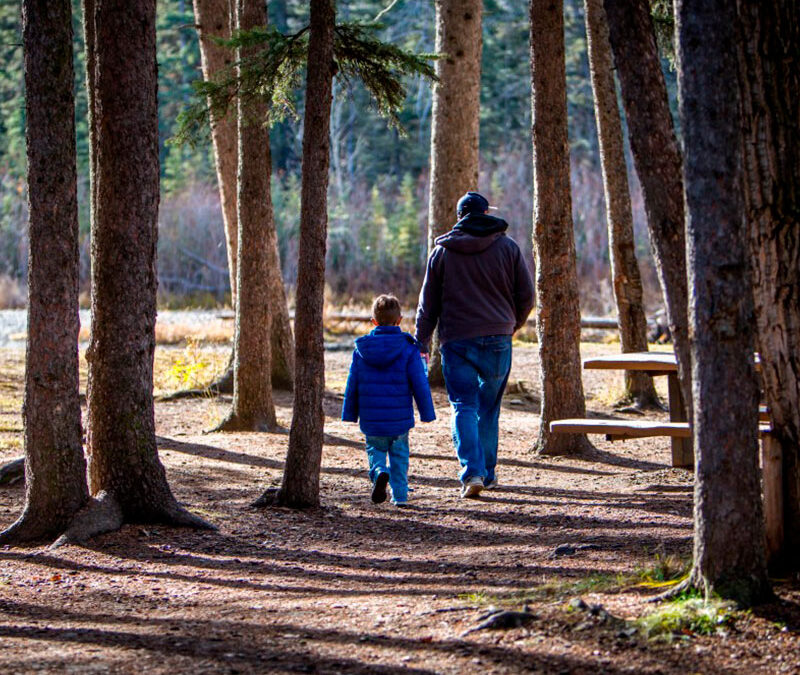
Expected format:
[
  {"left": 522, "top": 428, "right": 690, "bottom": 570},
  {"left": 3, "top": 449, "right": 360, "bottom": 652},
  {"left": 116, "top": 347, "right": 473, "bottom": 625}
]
[
  {"left": 584, "top": 0, "right": 659, "bottom": 410},
  {"left": 266, "top": 0, "right": 335, "bottom": 509},
  {"left": 603, "top": 0, "right": 692, "bottom": 417},
  {"left": 0, "top": 0, "right": 89, "bottom": 545},
  {"left": 530, "top": 0, "right": 592, "bottom": 456},
  {"left": 214, "top": 0, "right": 277, "bottom": 431},
  {"left": 85, "top": 0, "right": 210, "bottom": 531},
  {"left": 424, "top": 0, "right": 482, "bottom": 386},
  {"left": 676, "top": 0, "right": 771, "bottom": 606},
  {"left": 193, "top": 0, "right": 294, "bottom": 394},
  {"left": 736, "top": 0, "right": 800, "bottom": 571}
]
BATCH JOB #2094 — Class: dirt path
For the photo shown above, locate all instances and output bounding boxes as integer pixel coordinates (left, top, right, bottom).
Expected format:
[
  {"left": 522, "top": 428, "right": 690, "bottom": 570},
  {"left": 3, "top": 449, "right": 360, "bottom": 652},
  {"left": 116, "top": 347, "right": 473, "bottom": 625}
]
[{"left": 0, "top": 343, "right": 798, "bottom": 674}]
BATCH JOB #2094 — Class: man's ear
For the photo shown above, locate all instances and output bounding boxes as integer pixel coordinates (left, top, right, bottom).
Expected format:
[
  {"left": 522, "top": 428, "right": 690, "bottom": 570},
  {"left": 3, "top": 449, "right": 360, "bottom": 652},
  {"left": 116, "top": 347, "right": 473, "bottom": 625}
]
[{"left": 370, "top": 318, "right": 378, "bottom": 326}]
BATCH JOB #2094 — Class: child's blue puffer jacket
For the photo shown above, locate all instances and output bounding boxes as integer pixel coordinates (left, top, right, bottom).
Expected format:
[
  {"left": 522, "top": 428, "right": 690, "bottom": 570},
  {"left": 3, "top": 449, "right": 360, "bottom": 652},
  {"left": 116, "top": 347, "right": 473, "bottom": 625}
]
[{"left": 341, "top": 325, "right": 436, "bottom": 436}]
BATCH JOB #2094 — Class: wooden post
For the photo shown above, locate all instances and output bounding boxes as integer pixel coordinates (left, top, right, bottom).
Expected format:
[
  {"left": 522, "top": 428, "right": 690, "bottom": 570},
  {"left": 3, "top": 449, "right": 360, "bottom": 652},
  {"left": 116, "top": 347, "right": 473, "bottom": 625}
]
[
  {"left": 761, "top": 433, "right": 783, "bottom": 563},
  {"left": 667, "top": 372, "right": 693, "bottom": 467}
]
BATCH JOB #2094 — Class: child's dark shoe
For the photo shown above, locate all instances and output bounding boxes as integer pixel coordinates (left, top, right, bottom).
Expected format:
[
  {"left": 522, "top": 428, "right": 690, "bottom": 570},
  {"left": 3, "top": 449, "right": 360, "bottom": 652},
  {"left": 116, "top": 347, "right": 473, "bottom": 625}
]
[{"left": 371, "top": 472, "right": 390, "bottom": 503}]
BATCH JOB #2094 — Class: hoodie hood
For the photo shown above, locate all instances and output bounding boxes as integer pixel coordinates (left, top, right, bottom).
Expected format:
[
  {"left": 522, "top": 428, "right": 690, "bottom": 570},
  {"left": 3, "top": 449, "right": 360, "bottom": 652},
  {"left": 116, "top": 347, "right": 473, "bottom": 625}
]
[
  {"left": 434, "top": 213, "right": 509, "bottom": 254},
  {"left": 453, "top": 212, "right": 509, "bottom": 236},
  {"left": 354, "top": 326, "right": 416, "bottom": 367}
]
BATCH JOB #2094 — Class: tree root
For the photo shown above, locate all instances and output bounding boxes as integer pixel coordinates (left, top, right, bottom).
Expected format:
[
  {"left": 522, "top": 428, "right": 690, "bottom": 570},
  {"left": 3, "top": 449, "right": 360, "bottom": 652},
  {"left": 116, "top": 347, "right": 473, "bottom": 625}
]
[
  {"left": 159, "top": 368, "right": 234, "bottom": 401},
  {"left": 0, "top": 511, "right": 61, "bottom": 547},
  {"left": 0, "top": 457, "right": 24, "bottom": 486},
  {"left": 252, "top": 486, "right": 318, "bottom": 509},
  {"left": 252, "top": 486, "right": 281, "bottom": 507},
  {"left": 51, "top": 491, "right": 124, "bottom": 548},
  {"left": 50, "top": 491, "right": 215, "bottom": 549},
  {"left": 210, "top": 412, "right": 277, "bottom": 433},
  {"left": 158, "top": 500, "right": 216, "bottom": 531}
]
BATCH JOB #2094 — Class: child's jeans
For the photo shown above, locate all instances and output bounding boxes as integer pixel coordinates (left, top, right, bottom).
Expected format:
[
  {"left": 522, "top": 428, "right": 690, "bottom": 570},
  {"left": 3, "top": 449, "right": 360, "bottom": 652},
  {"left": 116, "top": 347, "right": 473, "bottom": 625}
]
[{"left": 365, "top": 433, "right": 409, "bottom": 502}]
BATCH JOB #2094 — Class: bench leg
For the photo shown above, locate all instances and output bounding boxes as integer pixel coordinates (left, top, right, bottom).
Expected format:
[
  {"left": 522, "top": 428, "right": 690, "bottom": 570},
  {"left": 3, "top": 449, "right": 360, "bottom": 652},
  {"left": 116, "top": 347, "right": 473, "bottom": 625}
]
[
  {"left": 762, "top": 434, "right": 783, "bottom": 564},
  {"left": 667, "top": 373, "right": 693, "bottom": 468}
]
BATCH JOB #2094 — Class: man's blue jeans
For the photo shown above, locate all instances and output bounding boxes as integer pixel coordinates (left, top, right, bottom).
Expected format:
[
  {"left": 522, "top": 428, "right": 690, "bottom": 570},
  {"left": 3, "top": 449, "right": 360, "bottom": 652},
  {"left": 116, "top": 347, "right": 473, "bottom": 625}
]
[
  {"left": 365, "top": 433, "right": 410, "bottom": 502},
  {"left": 441, "top": 336, "right": 512, "bottom": 484}
]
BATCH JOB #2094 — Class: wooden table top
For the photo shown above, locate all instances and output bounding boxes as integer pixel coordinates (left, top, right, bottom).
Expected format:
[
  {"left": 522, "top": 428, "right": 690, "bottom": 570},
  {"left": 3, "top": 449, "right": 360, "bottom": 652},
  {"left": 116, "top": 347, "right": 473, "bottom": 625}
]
[
  {"left": 583, "top": 351, "right": 761, "bottom": 373},
  {"left": 583, "top": 352, "right": 678, "bottom": 372}
]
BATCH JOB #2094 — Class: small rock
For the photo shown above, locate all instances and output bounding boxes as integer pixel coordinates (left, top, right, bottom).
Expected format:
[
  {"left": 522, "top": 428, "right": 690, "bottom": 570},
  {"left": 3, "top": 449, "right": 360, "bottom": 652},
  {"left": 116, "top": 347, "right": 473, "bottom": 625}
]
[
  {"left": 569, "top": 597, "right": 588, "bottom": 612},
  {"left": 554, "top": 543, "right": 576, "bottom": 557}
]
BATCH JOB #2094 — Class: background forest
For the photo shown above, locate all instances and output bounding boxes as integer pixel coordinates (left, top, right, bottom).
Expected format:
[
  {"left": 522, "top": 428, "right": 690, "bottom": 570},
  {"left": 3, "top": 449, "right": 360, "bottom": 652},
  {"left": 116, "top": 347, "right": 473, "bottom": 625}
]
[{"left": 0, "top": 0, "right": 677, "bottom": 312}]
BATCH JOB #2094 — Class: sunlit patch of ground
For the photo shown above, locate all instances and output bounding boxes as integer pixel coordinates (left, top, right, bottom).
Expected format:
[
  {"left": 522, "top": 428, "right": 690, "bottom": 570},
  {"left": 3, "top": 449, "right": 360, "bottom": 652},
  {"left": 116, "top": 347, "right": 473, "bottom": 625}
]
[{"left": 0, "top": 340, "right": 798, "bottom": 674}]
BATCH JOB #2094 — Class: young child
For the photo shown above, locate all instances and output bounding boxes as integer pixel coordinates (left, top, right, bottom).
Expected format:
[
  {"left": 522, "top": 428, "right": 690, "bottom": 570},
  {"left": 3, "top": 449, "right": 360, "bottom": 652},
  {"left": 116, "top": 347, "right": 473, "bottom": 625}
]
[{"left": 341, "top": 294, "right": 435, "bottom": 506}]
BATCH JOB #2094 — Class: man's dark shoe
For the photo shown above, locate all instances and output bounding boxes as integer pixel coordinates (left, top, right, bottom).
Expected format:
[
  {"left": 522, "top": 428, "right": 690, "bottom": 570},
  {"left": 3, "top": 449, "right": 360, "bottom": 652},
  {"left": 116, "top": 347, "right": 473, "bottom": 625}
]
[{"left": 372, "top": 472, "right": 390, "bottom": 503}]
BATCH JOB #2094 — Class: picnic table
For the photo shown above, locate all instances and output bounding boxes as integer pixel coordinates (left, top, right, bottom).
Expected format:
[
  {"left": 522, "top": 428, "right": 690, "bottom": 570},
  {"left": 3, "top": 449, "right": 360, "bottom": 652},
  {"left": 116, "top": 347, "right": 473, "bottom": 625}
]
[{"left": 582, "top": 351, "right": 692, "bottom": 468}]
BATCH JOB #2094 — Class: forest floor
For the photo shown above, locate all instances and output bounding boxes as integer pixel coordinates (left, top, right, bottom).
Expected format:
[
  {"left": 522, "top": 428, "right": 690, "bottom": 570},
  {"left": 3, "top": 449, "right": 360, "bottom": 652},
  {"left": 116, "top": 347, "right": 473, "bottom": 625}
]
[{"left": 0, "top": 330, "right": 799, "bottom": 674}]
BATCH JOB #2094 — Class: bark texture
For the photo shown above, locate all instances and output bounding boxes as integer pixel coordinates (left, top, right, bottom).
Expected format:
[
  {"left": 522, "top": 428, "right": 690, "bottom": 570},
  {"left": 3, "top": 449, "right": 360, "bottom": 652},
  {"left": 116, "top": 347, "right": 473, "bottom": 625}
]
[
  {"left": 86, "top": 0, "right": 209, "bottom": 529},
  {"left": 530, "top": 0, "right": 591, "bottom": 456},
  {"left": 677, "top": 0, "right": 771, "bottom": 605},
  {"left": 0, "top": 0, "right": 89, "bottom": 545},
  {"left": 274, "top": 0, "right": 335, "bottom": 508},
  {"left": 736, "top": 0, "right": 800, "bottom": 570},
  {"left": 193, "top": 0, "right": 239, "bottom": 306},
  {"left": 603, "top": 0, "right": 692, "bottom": 415},
  {"left": 193, "top": 0, "right": 295, "bottom": 393},
  {"left": 215, "top": 0, "right": 277, "bottom": 431},
  {"left": 584, "top": 0, "right": 658, "bottom": 409},
  {"left": 425, "top": 0, "right": 482, "bottom": 385}
]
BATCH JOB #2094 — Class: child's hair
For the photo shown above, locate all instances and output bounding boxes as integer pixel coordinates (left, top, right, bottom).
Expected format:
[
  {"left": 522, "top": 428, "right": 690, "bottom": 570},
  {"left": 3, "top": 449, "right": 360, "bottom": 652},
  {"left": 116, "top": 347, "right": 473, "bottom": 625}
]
[{"left": 372, "top": 294, "right": 402, "bottom": 326}]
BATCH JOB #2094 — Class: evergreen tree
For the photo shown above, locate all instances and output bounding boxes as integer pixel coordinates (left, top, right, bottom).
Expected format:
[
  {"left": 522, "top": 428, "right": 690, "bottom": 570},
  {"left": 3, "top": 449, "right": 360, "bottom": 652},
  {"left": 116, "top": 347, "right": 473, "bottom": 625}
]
[
  {"left": 584, "top": 0, "right": 658, "bottom": 409},
  {"left": 0, "top": 0, "right": 88, "bottom": 545},
  {"left": 675, "top": 0, "right": 771, "bottom": 605},
  {"left": 530, "top": 0, "right": 592, "bottom": 456}
]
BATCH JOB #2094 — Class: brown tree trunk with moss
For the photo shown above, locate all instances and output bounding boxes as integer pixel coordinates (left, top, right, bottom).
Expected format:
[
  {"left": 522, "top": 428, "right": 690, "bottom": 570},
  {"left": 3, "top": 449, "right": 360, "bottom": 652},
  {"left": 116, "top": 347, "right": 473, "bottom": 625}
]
[
  {"left": 603, "top": 0, "right": 692, "bottom": 418},
  {"left": 675, "top": 0, "right": 771, "bottom": 606},
  {"left": 261, "top": 0, "right": 335, "bottom": 509},
  {"left": 584, "top": 0, "right": 659, "bottom": 410},
  {"left": 0, "top": 0, "right": 89, "bottom": 545},
  {"left": 530, "top": 0, "right": 592, "bottom": 456},
  {"left": 85, "top": 0, "right": 211, "bottom": 532},
  {"left": 737, "top": 0, "right": 800, "bottom": 572},
  {"left": 424, "top": 0, "right": 482, "bottom": 386},
  {"left": 193, "top": 0, "right": 294, "bottom": 394},
  {"left": 214, "top": 0, "right": 277, "bottom": 431}
]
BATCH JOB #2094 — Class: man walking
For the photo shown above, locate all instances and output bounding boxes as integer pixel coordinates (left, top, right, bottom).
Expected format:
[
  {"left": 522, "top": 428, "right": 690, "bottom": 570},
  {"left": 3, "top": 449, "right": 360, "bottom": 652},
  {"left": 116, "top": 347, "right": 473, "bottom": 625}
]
[{"left": 415, "top": 192, "right": 535, "bottom": 498}]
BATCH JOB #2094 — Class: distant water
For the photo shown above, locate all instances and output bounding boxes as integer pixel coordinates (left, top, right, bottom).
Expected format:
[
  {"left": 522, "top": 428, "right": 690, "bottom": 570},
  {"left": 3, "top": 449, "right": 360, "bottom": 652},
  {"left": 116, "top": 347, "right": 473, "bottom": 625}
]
[{"left": 0, "top": 309, "right": 229, "bottom": 348}]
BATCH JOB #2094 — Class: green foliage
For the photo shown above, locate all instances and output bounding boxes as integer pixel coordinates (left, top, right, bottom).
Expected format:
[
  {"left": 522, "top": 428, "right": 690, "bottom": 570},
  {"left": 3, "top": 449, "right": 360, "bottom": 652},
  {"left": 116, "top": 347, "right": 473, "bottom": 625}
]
[
  {"left": 174, "top": 19, "right": 436, "bottom": 147},
  {"left": 635, "top": 596, "right": 740, "bottom": 641},
  {"left": 386, "top": 173, "right": 422, "bottom": 265}
]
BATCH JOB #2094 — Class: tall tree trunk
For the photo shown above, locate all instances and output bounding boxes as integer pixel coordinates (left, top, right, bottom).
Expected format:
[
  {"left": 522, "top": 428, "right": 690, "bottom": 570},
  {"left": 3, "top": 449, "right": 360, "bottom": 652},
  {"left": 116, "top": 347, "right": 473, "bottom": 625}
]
[
  {"left": 86, "top": 0, "right": 210, "bottom": 530},
  {"left": 266, "top": 0, "right": 335, "bottom": 509},
  {"left": 0, "top": 0, "right": 88, "bottom": 545},
  {"left": 603, "top": 0, "right": 692, "bottom": 417},
  {"left": 530, "top": 0, "right": 592, "bottom": 456},
  {"left": 193, "top": 0, "right": 294, "bottom": 394},
  {"left": 83, "top": 0, "right": 97, "bottom": 237},
  {"left": 214, "top": 0, "right": 277, "bottom": 431},
  {"left": 584, "top": 0, "right": 659, "bottom": 409},
  {"left": 193, "top": 0, "right": 239, "bottom": 308},
  {"left": 736, "top": 0, "right": 800, "bottom": 571},
  {"left": 424, "top": 0, "right": 482, "bottom": 386},
  {"left": 676, "top": 0, "right": 771, "bottom": 605}
]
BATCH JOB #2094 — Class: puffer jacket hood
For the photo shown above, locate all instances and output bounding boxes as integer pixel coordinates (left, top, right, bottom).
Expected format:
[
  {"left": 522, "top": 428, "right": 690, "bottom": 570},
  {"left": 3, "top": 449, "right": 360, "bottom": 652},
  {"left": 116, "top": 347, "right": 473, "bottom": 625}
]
[
  {"left": 354, "top": 325, "right": 417, "bottom": 368},
  {"left": 435, "top": 213, "right": 509, "bottom": 255},
  {"left": 342, "top": 325, "right": 436, "bottom": 436}
]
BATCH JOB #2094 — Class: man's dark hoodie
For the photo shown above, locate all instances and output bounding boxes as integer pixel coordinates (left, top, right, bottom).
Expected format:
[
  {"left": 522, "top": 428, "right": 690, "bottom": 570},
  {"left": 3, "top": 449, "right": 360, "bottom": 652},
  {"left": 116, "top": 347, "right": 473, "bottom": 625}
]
[{"left": 414, "top": 213, "right": 535, "bottom": 350}]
